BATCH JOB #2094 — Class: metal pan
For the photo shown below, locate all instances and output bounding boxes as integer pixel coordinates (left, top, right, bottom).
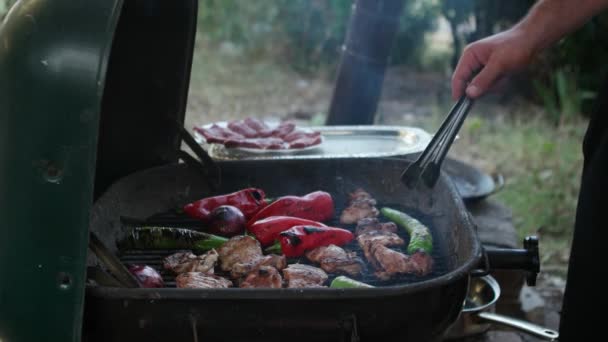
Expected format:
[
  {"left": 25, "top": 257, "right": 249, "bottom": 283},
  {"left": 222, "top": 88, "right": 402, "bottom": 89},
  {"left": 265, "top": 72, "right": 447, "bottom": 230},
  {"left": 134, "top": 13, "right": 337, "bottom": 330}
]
[
  {"left": 444, "top": 275, "right": 559, "bottom": 340},
  {"left": 443, "top": 157, "right": 504, "bottom": 202}
]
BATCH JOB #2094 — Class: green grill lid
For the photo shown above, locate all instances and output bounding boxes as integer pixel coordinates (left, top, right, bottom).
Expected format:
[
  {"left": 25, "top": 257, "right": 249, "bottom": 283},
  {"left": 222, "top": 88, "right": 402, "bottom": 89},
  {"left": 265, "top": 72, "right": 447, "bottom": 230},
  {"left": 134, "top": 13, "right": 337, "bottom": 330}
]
[
  {"left": 0, "top": 0, "right": 199, "bottom": 340},
  {"left": 0, "top": 1, "right": 122, "bottom": 341}
]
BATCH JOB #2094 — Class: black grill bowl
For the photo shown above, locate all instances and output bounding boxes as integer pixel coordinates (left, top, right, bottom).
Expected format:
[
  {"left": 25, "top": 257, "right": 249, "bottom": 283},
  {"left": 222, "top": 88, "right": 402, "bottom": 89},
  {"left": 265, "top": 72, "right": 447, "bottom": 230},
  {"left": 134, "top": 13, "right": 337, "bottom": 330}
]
[{"left": 83, "top": 158, "right": 482, "bottom": 342}]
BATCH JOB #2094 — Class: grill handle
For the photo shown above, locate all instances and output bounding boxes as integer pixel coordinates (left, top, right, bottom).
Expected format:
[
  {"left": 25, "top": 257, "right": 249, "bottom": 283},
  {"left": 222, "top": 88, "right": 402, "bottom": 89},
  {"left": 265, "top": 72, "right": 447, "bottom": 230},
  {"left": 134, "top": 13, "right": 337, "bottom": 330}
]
[{"left": 478, "top": 236, "right": 540, "bottom": 286}]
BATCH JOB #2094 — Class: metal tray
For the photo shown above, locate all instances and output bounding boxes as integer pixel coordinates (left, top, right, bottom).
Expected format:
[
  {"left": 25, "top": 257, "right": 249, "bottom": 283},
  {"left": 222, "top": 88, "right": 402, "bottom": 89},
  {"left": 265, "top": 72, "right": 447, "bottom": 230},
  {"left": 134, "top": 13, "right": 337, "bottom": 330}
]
[{"left": 195, "top": 125, "right": 432, "bottom": 161}]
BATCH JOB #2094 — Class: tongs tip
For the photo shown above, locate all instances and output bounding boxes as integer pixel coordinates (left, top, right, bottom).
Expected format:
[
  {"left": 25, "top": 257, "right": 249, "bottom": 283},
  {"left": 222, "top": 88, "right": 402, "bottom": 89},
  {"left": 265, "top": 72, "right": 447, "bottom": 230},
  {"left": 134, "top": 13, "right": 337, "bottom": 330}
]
[{"left": 400, "top": 95, "right": 474, "bottom": 190}]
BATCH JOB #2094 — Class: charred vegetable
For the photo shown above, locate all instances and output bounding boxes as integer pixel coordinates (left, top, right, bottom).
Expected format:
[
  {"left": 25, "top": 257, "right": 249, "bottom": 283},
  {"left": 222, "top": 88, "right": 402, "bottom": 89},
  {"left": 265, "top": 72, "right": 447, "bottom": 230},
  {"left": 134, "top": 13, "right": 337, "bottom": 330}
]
[
  {"left": 118, "top": 227, "right": 228, "bottom": 252},
  {"left": 207, "top": 205, "right": 246, "bottom": 237},
  {"left": 380, "top": 207, "right": 433, "bottom": 254},
  {"left": 330, "top": 276, "right": 374, "bottom": 288},
  {"left": 127, "top": 265, "right": 164, "bottom": 288},
  {"left": 248, "top": 216, "right": 327, "bottom": 246},
  {"left": 183, "top": 188, "right": 267, "bottom": 221},
  {"left": 247, "top": 191, "right": 334, "bottom": 225},
  {"left": 266, "top": 225, "right": 354, "bottom": 257}
]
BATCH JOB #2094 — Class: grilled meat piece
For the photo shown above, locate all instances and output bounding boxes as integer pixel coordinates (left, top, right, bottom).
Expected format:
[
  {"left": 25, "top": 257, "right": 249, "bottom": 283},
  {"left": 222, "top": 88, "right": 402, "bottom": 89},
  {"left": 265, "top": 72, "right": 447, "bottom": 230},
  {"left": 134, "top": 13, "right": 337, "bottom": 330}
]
[
  {"left": 349, "top": 189, "right": 375, "bottom": 202},
  {"left": 355, "top": 218, "right": 398, "bottom": 236},
  {"left": 163, "top": 250, "right": 219, "bottom": 275},
  {"left": 366, "top": 244, "right": 432, "bottom": 280},
  {"left": 358, "top": 232, "right": 405, "bottom": 269},
  {"left": 410, "top": 251, "right": 433, "bottom": 276},
  {"left": 175, "top": 272, "right": 233, "bottom": 288},
  {"left": 305, "top": 245, "right": 364, "bottom": 277},
  {"left": 231, "top": 254, "right": 287, "bottom": 279},
  {"left": 355, "top": 216, "right": 432, "bottom": 279},
  {"left": 340, "top": 189, "right": 379, "bottom": 224},
  {"left": 357, "top": 230, "right": 404, "bottom": 249},
  {"left": 217, "top": 236, "right": 263, "bottom": 272},
  {"left": 240, "top": 266, "right": 283, "bottom": 288},
  {"left": 283, "top": 264, "right": 328, "bottom": 288},
  {"left": 367, "top": 244, "right": 414, "bottom": 280}
]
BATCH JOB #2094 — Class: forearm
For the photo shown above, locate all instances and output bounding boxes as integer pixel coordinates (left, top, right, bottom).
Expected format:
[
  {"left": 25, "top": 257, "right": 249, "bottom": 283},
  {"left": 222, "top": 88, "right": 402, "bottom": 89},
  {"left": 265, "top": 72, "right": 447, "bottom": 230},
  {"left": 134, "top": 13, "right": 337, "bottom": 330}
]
[{"left": 514, "top": 0, "right": 608, "bottom": 53}]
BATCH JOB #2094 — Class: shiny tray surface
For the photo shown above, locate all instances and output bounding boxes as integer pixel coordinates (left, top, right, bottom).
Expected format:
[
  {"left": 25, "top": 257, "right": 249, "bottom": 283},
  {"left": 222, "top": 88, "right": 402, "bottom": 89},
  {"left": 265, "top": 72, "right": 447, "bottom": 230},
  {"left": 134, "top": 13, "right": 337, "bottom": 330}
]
[{"left": 195, "top": 125, "right": 432, "bottom": 161}]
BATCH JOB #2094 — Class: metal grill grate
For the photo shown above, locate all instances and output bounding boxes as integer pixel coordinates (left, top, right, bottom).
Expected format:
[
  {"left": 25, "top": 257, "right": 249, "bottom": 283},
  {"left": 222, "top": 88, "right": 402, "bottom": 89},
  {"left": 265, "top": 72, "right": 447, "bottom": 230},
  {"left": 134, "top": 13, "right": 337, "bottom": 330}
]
[{"left": 118, "top": 203, "right": 452, "bottom": 288}]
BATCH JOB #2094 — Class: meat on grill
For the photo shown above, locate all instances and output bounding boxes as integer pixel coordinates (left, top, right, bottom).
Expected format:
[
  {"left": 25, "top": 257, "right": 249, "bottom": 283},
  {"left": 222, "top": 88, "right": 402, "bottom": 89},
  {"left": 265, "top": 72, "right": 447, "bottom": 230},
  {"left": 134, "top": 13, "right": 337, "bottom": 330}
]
[
  {"left": 356, "top": 217, "right": 432, "bottom": 279},
  {"left": 409, "top": 251, "right": 433, "bottom": 276},
  {"left": 163, "top": 250, "right": 219, "bottom": 275},
  {"left": 195, "top": 118, "right": 321, "bottom": 150},
  {"left": 239, "top": 266, "right": 283, "bottom": 288},
  {"left": 305, "top": 244, "right": 364, "bottom": 277},
  {"left": 340, "top": 189, "right": 379, "bottom": 224},
  {"left": 282, "top": 264, "right": 328, "bottom": 288},
  {"left": 355, "top": 217, "right": 398, "bottom": 236},
  {"left": 357, "top": 230, "right": 405, "bottom": 250},
  {"left": 175, "top": 272, "right": 233, "bottom": 288},
  {"left": 217, "top": 236, "right": 263, "bottom": 272},
  {"left": 365, "top": 244, "right": 432, "bottom": 280},
  {"left": 231, "top": 254, "right": 287, "bottom": 279}
]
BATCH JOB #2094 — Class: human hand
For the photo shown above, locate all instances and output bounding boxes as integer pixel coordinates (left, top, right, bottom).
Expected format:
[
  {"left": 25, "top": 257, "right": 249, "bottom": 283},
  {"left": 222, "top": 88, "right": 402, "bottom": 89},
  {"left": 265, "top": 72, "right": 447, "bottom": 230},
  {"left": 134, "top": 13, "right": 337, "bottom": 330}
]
[{"left": 451, "top": 27, "right": 538, "bottom": 100}]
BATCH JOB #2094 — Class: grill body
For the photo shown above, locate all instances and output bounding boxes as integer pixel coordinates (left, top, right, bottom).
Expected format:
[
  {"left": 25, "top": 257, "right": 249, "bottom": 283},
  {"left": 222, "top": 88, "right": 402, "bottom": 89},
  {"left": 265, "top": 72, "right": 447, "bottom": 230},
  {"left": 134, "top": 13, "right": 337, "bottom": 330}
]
[{"left": 84, "top": 158, "right": 483, "bottom": 342}]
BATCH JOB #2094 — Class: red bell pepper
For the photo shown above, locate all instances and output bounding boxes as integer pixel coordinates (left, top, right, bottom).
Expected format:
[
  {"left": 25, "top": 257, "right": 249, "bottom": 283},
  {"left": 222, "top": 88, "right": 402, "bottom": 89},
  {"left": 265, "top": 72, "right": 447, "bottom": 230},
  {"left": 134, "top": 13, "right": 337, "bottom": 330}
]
[
  {"left": 183, "top": 188, "right": 267, "bottom": 221},
  {"left": 247, "top": 191, "right": 334, "bottom": 225},
  {"left": 247, "top": 216, "right": 327, "bottom": 246},
  {"left": 272, "top": 225, "right": 354, "bottom": 257}
]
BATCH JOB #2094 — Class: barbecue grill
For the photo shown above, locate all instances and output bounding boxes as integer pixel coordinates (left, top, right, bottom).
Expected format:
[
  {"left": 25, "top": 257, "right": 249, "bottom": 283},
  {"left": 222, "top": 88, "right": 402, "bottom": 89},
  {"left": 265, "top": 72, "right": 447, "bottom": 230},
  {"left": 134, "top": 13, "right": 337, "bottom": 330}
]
[{"left": 0, "top": 1, "right": 545, "bottom": 342}]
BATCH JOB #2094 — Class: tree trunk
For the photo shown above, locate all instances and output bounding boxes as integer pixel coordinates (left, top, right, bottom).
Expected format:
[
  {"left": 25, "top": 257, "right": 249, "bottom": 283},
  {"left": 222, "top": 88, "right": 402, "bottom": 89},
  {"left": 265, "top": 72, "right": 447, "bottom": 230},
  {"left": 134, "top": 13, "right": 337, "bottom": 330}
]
[{"left": 448, "top": 18, "right": 461, "bottom": 71}]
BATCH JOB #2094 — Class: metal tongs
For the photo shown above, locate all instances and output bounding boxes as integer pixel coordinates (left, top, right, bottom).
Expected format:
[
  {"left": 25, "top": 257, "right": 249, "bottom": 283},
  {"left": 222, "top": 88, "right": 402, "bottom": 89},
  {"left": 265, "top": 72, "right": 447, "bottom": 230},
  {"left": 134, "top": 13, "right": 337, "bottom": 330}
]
[{"left": 401, "top": 95, "right": 475, "bottom": 189}]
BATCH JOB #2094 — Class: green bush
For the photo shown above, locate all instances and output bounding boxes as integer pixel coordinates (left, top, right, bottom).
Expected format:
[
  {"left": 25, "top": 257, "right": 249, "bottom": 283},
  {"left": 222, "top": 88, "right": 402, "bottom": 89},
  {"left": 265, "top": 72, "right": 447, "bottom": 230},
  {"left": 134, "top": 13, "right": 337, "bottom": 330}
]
[
  {"left": 197, "top": 1, "right": 279, "bottom": 50},
  {"left": 1, "top": 0, "right": 15, "bottom": 20},
  {"left": 390, "top": 0, "right": 441, "bottom": 66},
  {"left": 196, "top": 0, "right": 441, "bottom": 73},
  {"left": 524, "top": 14, "right": 608, "bottom": 123},
  {"left": 274, "top": 0, "right": 352, "bottom": 72}
]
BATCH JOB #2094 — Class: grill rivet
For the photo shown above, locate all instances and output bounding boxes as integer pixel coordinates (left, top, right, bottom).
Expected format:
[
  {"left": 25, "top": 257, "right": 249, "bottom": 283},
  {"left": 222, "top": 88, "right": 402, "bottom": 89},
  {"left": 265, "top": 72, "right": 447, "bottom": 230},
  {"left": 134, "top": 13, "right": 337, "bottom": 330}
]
[
  {"left": 57, "top": 272, "right": 72, "bottom": 290},
  {"left": 45, "top": 164, "right": 62, "bottom": 183},
  {"left": 36, "top": 160, "right": 63, "bottom": 184}
]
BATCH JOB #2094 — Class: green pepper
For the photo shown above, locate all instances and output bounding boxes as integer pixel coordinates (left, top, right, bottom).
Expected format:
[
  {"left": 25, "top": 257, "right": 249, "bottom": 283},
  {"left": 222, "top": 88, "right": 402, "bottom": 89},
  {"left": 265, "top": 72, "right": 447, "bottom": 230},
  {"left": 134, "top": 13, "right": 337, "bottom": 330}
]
[
  {"left": 380, "top": 207, "right": 433, "bottom": 254},
  {"left": 118, "top": 226, "right": 228, "bottom": 252},
  {"left": 330, "top": 276, "right": 374, "bottom": 288}
]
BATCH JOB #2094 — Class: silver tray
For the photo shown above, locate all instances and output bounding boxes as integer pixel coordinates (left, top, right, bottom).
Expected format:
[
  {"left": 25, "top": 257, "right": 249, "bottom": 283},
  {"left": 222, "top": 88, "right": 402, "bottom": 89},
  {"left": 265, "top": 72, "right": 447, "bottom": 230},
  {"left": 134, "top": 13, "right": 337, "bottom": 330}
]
[{"left": 196, "top": 125, "right": 432, "bottom": 161}]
